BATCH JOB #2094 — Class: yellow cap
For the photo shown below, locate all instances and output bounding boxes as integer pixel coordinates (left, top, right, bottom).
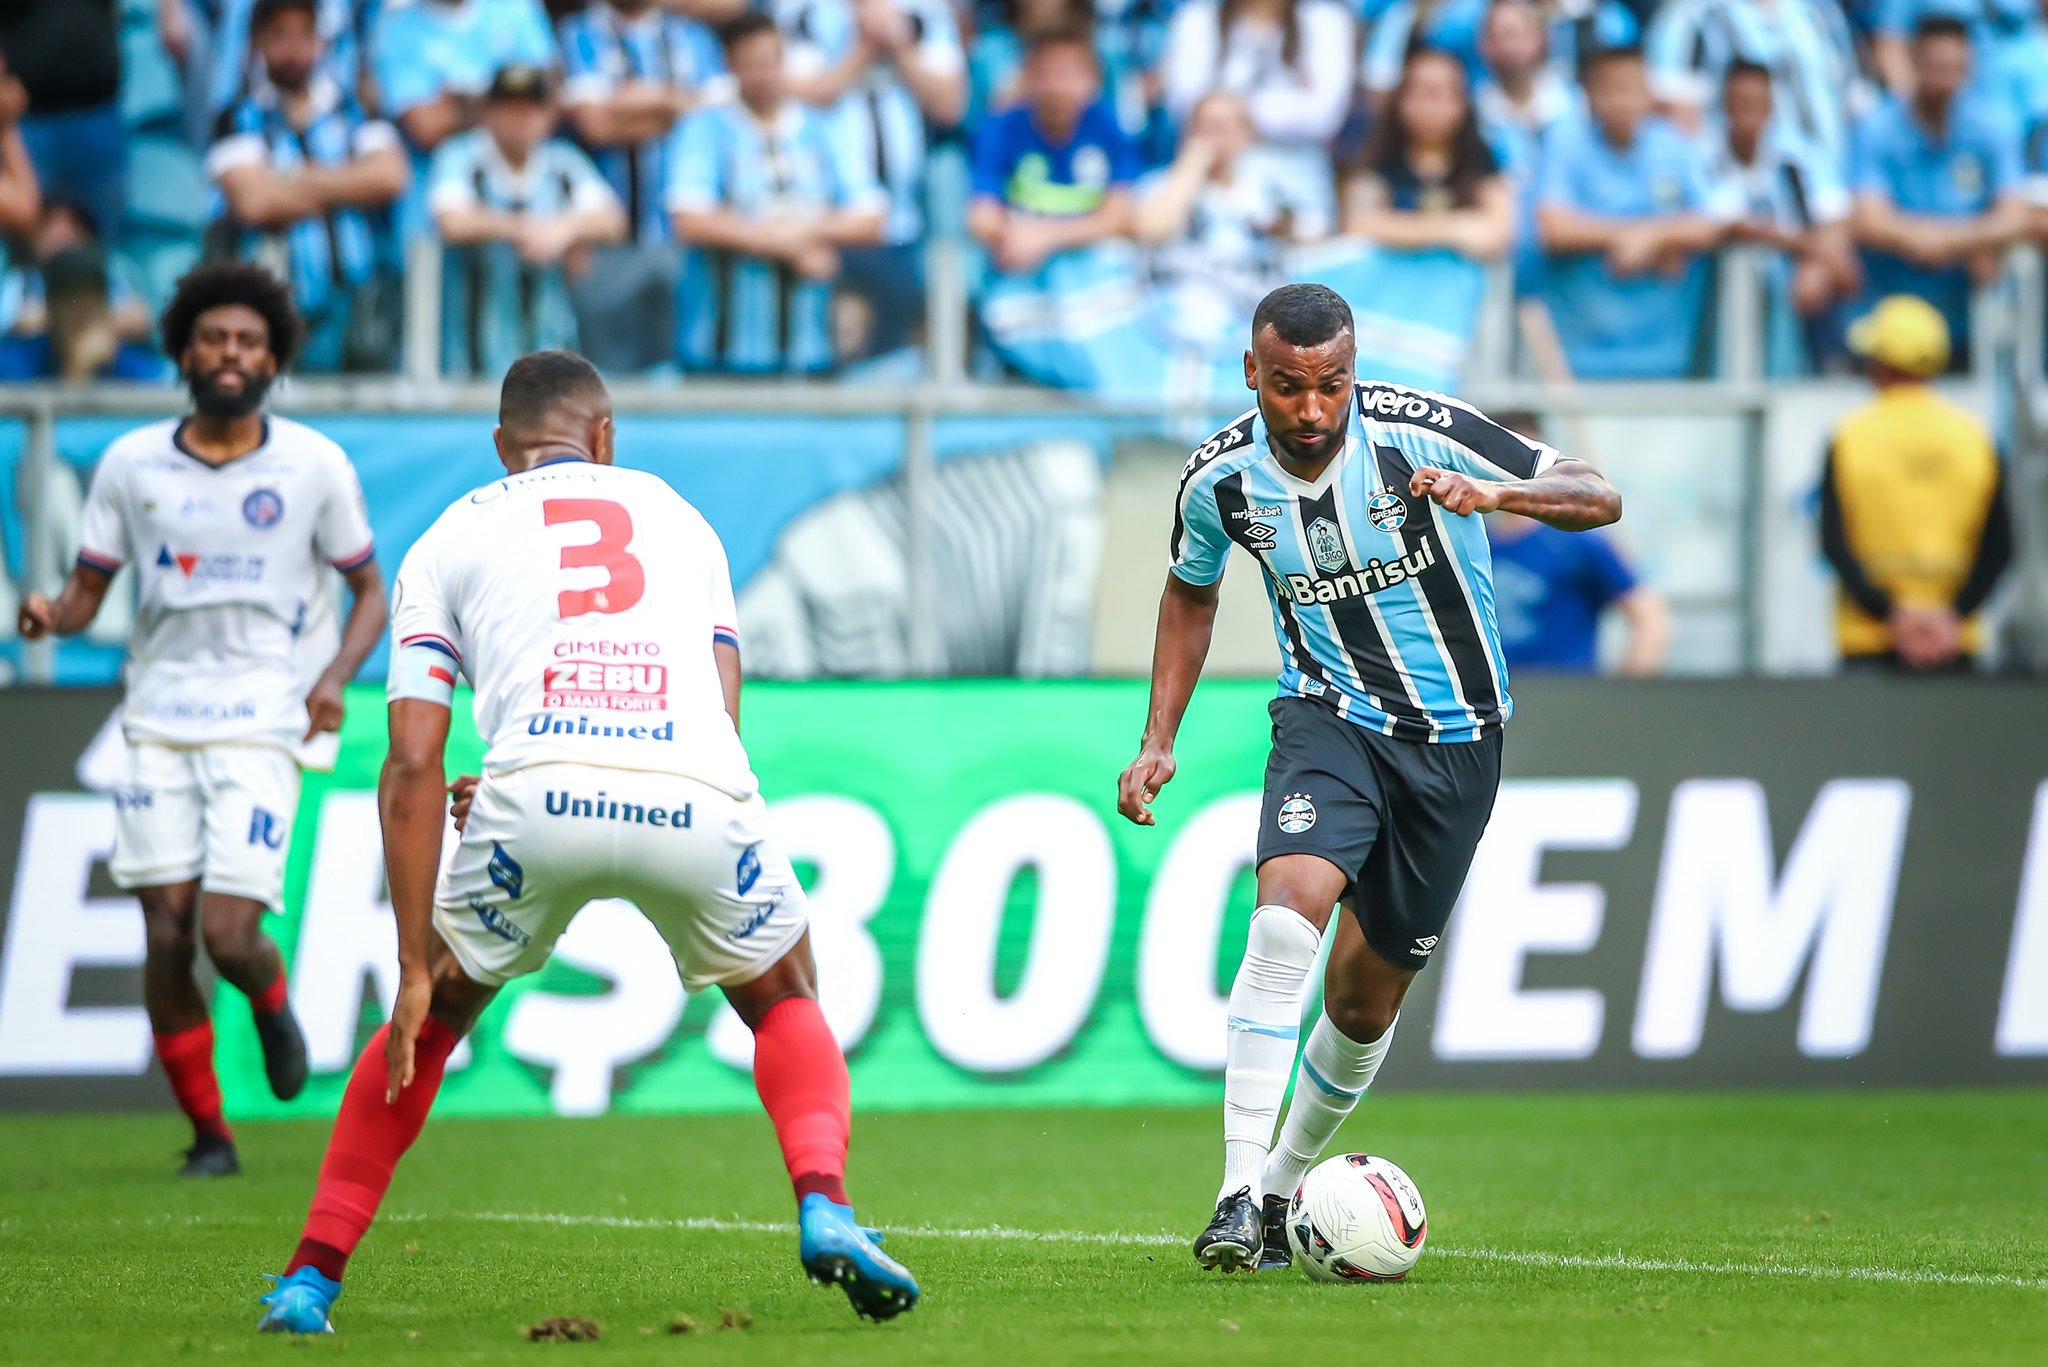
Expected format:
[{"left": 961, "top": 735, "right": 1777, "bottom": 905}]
[{"left": 1847, "top": 294, "right": 1951, "bottom": 377}]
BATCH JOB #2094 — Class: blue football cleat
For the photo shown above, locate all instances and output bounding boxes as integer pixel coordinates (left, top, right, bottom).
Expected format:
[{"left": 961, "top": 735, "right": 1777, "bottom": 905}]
[
  {"left": 798, "top": 1193, "right": 920, "bottom": 1322},
  {"left": 256, "top": 1267, "right": 340, "bottom": 1334}
]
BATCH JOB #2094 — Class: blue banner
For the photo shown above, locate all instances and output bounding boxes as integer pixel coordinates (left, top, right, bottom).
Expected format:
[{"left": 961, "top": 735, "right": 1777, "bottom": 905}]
[{"left": 979, "top": 241, "right": 1487, "bottom": 401}]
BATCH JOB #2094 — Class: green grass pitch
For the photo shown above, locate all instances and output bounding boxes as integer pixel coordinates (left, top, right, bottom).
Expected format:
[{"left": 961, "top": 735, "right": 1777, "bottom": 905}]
[{"left": 3, "top": 1092, "right": 2045, "bottom": 1364}]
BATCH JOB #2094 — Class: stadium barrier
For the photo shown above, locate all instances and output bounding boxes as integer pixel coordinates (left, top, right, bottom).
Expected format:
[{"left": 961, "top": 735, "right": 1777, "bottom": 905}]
[
  {"left": 2, "top": 678, "right": 2045, "bottom": 1117},
  {"left": 2, "top": 378, "right": 1981, "bottom": 685}
]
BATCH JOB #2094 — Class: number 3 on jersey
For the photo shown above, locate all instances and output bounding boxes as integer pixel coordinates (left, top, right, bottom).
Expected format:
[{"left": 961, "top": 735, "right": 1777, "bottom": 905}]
[{"left": 545, "top": 498, "right": 645, "bottom": 618}]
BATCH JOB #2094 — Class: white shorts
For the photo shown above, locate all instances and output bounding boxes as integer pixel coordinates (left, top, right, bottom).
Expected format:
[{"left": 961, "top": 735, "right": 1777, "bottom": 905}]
[
  {"left": 110, "top": 742, "right": 302, "bottom": 907},
  {"left": 433, "top": 763, "right": 810, "bottom": 992}
]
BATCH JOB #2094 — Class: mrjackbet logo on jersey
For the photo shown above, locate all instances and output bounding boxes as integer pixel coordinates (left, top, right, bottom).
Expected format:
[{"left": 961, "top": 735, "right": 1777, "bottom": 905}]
[{"left": 1277, "top": 534, "right": 1438, "bottom": 605}]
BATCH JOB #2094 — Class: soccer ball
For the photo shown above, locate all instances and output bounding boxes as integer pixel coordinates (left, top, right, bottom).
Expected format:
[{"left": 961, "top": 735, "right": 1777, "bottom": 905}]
[{"left": 1285, "top": 1153, "right": 1428, "bottom": 1282}]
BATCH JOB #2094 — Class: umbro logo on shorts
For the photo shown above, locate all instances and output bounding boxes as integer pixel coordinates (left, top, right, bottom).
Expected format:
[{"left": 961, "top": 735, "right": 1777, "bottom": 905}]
[{"left": 1414, "top": 936, "right": 1440, "bottom": 955}]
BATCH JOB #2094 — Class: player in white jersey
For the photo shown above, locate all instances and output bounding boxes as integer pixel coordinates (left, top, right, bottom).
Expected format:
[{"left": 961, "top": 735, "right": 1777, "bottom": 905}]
[
  {"left": 256, "top": 352, "right": 920, "bottom": 1336},
  {"left": 16, "top": 264, "right": 388, "bottom": 1178}
]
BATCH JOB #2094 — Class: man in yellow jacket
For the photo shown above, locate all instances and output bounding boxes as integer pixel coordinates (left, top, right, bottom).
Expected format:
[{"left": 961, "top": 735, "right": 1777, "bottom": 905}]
[{"left": 1820, "top": 295, "right": 2013, "bottom": 671}]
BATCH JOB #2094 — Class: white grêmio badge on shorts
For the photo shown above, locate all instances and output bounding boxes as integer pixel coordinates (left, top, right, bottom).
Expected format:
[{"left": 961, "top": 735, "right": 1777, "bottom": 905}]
[{"left": 1277, "top": 793, "right": 1317, "bottom": 834}]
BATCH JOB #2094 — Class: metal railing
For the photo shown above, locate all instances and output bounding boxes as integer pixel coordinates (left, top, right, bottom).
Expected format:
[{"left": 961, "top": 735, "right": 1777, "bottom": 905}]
[{"left": 5, "top": 242, "right": 2045, "bottom": 683}]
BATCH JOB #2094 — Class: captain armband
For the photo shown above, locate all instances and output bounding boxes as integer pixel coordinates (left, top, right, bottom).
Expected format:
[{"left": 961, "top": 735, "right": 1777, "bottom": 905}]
[{"left": 389, "top": 640, "right": 461, "bottom": 707}]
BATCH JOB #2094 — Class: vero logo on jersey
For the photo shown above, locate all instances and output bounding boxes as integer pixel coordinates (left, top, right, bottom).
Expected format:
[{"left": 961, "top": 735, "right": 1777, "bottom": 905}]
[
  {"left": 1359, "top": 388, "right": 1454, "bottom": 427},
  {"left": 542, "top": 660, "right": 669, "bottom": 713}
]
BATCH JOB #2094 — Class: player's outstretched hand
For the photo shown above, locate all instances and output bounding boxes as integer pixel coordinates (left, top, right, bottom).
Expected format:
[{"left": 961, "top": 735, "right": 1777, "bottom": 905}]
[
  {"left": 448, "top": 775, "right": 480, "bottom": 833},
  {"left": 1410, "top": 466, "right": 1503, "bottom": 518},
  {"left": 1117, "top": 747, "right": 1176, "bottom": 826},
  {"left": 303, "top": 672, "right": 346, "bottom": 741},
  {"left": 386, "top": 970, "right": 433, "bottom": 1103}
]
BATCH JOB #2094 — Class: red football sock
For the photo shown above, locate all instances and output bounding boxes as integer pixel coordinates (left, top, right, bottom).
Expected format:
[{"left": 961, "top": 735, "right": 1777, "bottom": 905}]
[
  {"left": 154, "top": 1022, "right": 232, "bottom": 1143},
  {"left": 750, "top": 996, "right": 850, "bottom": 1207},
  {"left": 287, "top": 1019, "right": 457, "bottom": 1282},
  {"left": 251, "top": 969, "right": 289, "bottom": 1018}
]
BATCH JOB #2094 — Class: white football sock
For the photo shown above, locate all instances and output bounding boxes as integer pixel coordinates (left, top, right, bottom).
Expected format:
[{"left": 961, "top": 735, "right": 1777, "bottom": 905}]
[
  {"left": 1262, "top": 1010, "right": 1398, "bottom": 1202},
  {"left": 1217, "top": 905, "right": 1322, "bottom": 1204}
]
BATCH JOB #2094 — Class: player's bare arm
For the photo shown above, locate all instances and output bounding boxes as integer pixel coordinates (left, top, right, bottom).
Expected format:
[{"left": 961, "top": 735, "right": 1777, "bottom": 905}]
[
  {"left": 1118, "top": 572, "right": 1221, "bottom": 826},
  {"left": 305, "top": 560, "right": 390, "bottom": 741},
  {"left": 378, "top": 698, "right": 452, "bottom": 1103},
  {"left": 1409, "top": 458, "right": 1622, "bottom": 531},
  {"left": 14, "top": 563, "right": 116, "bottom": 639},
  {"left": 716, "top": 639, "right": 742, "bottom": 734}
]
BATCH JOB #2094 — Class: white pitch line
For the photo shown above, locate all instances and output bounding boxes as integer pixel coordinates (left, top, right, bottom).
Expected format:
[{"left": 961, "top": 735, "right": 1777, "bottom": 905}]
[{"left": 413, "top": 1210, "right": 2048, "bottom": 1292}]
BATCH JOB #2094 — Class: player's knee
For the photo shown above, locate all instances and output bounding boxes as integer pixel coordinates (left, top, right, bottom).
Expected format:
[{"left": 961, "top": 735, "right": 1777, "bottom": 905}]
[
  {"left": 1247, "top": 904, "right": 1322, "bottom": 963},
  {"left": 143, "top": 911, "right": 197, "bottom": 966},
  {"left": 1323, "top": 994, "right": 1397, "bottom": 1046},
  {"left": 198, "top": 905, "right": 265, "bottom": 972}
]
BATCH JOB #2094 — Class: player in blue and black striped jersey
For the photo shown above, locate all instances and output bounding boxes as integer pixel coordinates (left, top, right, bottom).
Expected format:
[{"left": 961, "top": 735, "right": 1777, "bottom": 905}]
[{"left": 1116, "top": 283, "right": 1621, "bottom": 1274}]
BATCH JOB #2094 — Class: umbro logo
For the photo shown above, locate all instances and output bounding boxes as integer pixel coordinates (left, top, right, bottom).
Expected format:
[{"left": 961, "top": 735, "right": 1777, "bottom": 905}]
[
  {"left": 1242, "top": 521, "right": 1277, "bottom": 542},
  {"left": 1414, "top": 936, "right": 1440, "bottom": 955}
]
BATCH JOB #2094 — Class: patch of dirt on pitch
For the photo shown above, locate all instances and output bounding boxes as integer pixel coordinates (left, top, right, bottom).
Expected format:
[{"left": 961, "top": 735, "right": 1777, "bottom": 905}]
[{"left": 521, "top": 1315, "right": 601, "bottom": 1342}]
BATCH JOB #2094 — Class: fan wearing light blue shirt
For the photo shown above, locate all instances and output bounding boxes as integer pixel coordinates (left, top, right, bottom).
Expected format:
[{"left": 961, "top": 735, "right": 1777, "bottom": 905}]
[
  {"left": 558, "top": 0, "right": 727, "bottom": 245},
  {"left": 667, "top": 11, "right": 887, "bottom": 374},
  {"left": 1978, "top": 0, "right": 2048, "bottom": 133},
  {"left": 1848, "top": 16, "right": 2026, "bottom": 358},
  {"left": 1535, "top": 46, "right": 1737, "bottom": 378},
  {"left": 207, "top": 0, "right": 409, "bottom": 372},
  {"left": 1363, "top": 0, "right": 1637, "bottom": 107},
  {"left": 773, "top": 0, "right": 965, "bottom": 357},
  {"left": 428, "top": 65, "right": 629, "bottom": 377},
  {"left": 1704, "top": 59, "right": 1861, "bottom": 372},
  {"left": 1644, "top": 0, "right": 1863, "bottom": 167},
  {"left": 188, "top": 0, "right": 367, "bottom": 117},
  {"left": 373, "top": 0, "right": 556, "bottom": 246},
  {"left": 372, "top": 0, "right": 555, "bottom": 153},
  {"left": 1868, "top": 0, "right": 2036, "bottom": 97}
]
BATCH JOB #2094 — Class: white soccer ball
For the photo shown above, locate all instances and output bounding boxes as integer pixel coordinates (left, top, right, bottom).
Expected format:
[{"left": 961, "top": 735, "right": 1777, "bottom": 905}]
[{"left": 1285, "top": 1153, "right": 1428, "bottom": 1282}]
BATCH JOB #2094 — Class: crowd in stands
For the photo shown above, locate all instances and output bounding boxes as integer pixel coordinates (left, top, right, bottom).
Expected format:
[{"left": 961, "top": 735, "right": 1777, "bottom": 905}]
[{"left": 0, "top": 0, "right": 2045, "bottom": 382}]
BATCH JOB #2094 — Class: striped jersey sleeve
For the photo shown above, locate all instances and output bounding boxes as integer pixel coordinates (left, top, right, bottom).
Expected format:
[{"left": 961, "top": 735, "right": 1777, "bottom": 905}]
[
  {"left": 1169, "top": 410, "right": 1257, "bottom": 585},
  {"left": 1353, "top": 383, "right": 1560, "bottom": 483}
]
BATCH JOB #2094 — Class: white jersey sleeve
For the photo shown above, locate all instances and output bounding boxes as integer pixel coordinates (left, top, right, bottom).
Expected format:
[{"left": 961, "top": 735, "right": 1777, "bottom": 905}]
[
  {"left": 313, "top": 451, "right": 377, "bottom": 573},
  {"left": 77, "top": 446, "right": 132, "bottom": 574},
  {"left": 388, "top": 524, "right": 468, "bottom": 707},
  {"left": 708, "top": 532, "right": 739, "bottom": 650}
]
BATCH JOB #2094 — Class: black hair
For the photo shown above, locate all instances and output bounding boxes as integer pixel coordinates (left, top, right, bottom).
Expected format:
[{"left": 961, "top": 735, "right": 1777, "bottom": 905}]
[
  {"left": 1027, "top": 22, "right": 1098, "bottom": 59},
  {"left": 499, "top": 350, "right": 609, "bottom": 436},
  {"left": 1582, "top": 44, "right": 1646, "bottom": 77},
  {"left": 251, "top": 0, "right": 318, "bottom": 30},
  {"left": 1002, "top": 0, "right": 1096, "bottom": 32},
  {"left": 1723, "top": 57, "right": 1773, "bottom": 87},
  {"left": 1360, "top": 46, "right": 1497, "bottom": 211},
  {"left": 1252, "top": 284, "right": 1353, "bottom": 348},
  {"left": 1912, "top": 14, "right": 1971, "bottom": 44},
  {"left": 717, "top": 9, "right": 780, "bottom": 52},
  {"left": 158, "top": 261, "right": 301, "bottom": 370}
]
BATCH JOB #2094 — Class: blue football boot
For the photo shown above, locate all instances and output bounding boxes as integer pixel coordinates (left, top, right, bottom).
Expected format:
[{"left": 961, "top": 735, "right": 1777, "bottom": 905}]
[
  {"left": 256, "top": 1267, "right": 340, "bottom": 1334},
  {"left": 798, "top": 1193, "right": 920, "bottom": 1322}
]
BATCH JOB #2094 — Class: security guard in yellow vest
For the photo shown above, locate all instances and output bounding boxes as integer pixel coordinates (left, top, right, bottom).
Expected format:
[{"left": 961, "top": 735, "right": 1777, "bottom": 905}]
[{"left": 1820, "top": 295, "right": 2012, "bottom": 670}]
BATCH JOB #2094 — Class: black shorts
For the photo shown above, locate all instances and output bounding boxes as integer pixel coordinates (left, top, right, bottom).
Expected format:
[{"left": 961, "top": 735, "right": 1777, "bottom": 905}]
[{"left": 1257, "top": 696, "right": 1503, "bottom": 972}]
